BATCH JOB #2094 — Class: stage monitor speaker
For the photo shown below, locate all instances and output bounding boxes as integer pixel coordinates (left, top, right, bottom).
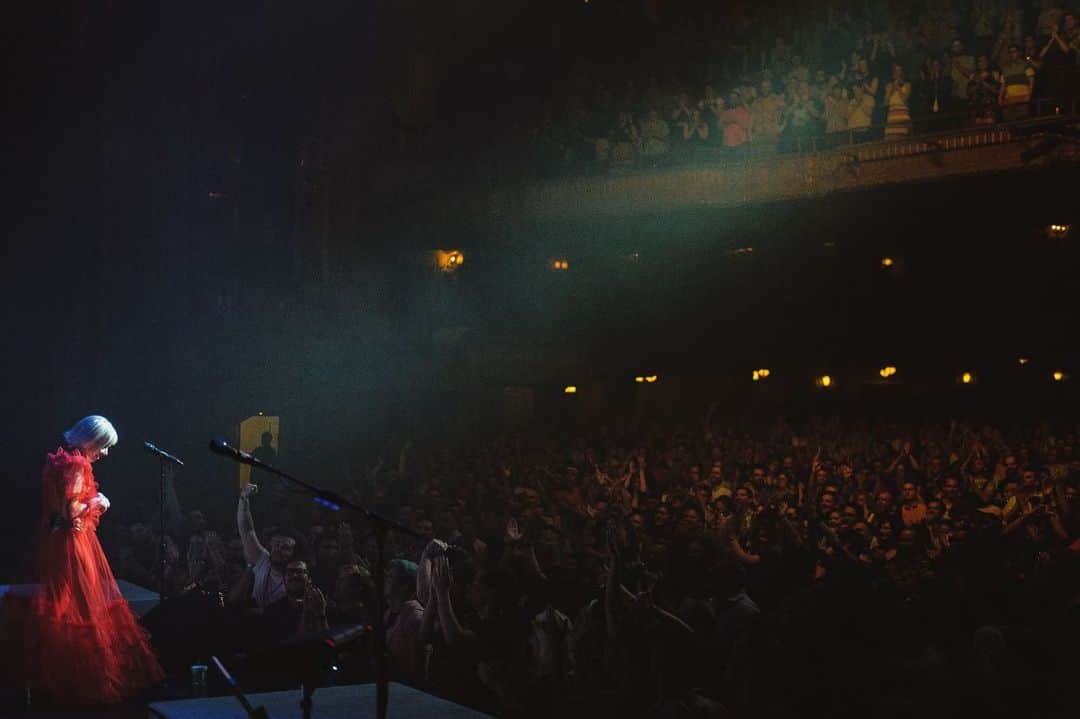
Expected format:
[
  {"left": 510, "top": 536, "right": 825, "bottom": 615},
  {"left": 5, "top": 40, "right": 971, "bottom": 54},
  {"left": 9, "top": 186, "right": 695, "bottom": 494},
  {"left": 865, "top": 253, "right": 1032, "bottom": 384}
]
[{"left": 0, "top": 579, "right": 158, "bottom": 617}]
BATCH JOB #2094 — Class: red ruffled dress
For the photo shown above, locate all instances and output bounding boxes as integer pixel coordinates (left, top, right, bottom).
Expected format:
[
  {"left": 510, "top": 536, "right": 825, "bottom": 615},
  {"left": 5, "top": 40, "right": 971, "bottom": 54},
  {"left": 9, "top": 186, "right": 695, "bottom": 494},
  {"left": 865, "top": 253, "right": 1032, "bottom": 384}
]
[{"left": 14, "top": 447, "right": 164, "bottom": 705}]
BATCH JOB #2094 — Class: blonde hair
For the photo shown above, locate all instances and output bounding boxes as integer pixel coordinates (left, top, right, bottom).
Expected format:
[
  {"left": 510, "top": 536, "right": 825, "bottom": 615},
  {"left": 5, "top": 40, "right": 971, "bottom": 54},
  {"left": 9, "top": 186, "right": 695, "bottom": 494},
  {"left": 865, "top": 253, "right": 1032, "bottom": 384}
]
[{"left": 63, "top": 415, "right": 118, "bottom": 452}]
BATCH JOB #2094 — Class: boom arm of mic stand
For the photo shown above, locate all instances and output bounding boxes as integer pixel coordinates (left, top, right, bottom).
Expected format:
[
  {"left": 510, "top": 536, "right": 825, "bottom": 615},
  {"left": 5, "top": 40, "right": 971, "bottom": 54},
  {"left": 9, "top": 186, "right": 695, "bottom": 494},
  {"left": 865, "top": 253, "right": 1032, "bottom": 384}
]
[{"left": 238, "top": 457, "right": 421, "bottom": 539}]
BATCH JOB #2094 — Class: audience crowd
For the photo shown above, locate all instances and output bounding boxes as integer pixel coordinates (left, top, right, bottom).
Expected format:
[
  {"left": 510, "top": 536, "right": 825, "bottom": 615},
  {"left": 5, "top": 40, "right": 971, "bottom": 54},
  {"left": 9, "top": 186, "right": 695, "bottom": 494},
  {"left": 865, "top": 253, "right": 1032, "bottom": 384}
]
[
  {"left": 101, "top": 412, "right": 1080, "bottom": 717},
  {"left": 526, "top": 1, "right": 1080, "bottom": 174}
]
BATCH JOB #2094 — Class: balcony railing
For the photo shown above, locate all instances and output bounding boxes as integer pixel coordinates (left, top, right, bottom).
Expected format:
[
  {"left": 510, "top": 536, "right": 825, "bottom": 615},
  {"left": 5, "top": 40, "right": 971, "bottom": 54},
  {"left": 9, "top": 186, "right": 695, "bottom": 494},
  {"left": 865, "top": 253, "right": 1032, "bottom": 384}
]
[
  {"left": 595, "top": 96, "right": 1080, "bottom": 175},
  {"left": 496, "top": 96, "right": 1080, "bottom": 220}
]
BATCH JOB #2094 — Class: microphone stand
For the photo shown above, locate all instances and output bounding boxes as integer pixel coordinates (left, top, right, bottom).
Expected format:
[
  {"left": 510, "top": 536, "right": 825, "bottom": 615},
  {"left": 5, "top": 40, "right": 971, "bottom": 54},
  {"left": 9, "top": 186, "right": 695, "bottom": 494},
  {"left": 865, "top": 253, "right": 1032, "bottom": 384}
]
[
  {"left": 211, "top": 655, "right": 271, "bottom": 719},
  {"left": 211, "top": 442, "right": 421, "bottom": 719},
  {"left": 158, "top": 457, "right": 168, "bottom": 603},
  {"left": 146, "top": 442, "right": 184, "bottom": 603}
]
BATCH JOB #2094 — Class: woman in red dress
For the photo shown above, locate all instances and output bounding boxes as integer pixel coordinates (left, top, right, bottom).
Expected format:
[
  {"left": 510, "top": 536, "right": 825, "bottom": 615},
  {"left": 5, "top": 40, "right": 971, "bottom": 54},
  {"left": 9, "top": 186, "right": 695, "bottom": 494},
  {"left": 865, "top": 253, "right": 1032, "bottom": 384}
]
[{"left": 21, "top": 415, "right": 164, "bottom": 705}]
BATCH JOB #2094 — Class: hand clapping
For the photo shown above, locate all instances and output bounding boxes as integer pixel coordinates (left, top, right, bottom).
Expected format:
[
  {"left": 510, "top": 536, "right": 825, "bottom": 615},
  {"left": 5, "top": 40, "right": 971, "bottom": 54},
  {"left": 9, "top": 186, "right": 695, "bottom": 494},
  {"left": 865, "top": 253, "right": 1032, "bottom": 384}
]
[
  {"left": 506, "top": 517, "right": 525, "bottom": 544},
  {"left": 431, "top": 555, "right": 452, "bottom": 597}
]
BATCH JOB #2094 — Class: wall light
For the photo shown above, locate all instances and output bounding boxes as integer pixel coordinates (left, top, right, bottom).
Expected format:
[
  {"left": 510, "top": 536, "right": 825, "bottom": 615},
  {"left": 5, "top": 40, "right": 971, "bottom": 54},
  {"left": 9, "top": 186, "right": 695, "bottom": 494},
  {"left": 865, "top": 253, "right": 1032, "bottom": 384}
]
[
  {"left": 881, "top": 257, "right": 895, "bottom": 268},
  {"left": 1047, "top": 224, "right": 1071, "bottom": 238},
  {"left": 644, "top": 375, "right": 658, "bottom": 383},
  {"left": 1052, "top": 371, "right": 1066, "bottom": 382},
  {"left": 564, "top": 385, "right": 578, "bottom": 394},
  {"left": 552, "top": 259, "right": 569, "bottom": 271},
  {"left": 960, "top": 371, "right": 975, "bottom": 385},
  {"left": 1018, "top": 357, "right": 1030, "bottom": 366},
  {"left": 634, "top": 376, "right": 645, "bottom": 383},
  {"left": 816, "top": 375, "right": 833, "bottom": 388},
  {"left": 879, "top": 366, "right": 898, "bottom": 378},
  {"left": 435, "top": 250, "right": 464, "bottom": 273}
]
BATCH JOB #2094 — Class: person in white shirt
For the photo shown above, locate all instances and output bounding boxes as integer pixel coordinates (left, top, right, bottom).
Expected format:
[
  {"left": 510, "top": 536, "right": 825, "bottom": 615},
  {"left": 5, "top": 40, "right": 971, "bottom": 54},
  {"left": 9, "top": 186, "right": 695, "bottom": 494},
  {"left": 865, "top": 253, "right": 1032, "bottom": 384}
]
[{"left": 237, "top": 482, "right": 300, "bottom": 609}]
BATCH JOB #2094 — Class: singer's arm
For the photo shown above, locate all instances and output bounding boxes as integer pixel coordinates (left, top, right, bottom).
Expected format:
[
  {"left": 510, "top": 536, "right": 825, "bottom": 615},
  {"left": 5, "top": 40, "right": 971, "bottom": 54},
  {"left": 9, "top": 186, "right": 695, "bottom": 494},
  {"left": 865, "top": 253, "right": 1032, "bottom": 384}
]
[
  {"left": 237, "top": 484, "right": 267, "bottom": 566},
  {"left": 57, "top": 467, "right": 90, "bottom": 531}
]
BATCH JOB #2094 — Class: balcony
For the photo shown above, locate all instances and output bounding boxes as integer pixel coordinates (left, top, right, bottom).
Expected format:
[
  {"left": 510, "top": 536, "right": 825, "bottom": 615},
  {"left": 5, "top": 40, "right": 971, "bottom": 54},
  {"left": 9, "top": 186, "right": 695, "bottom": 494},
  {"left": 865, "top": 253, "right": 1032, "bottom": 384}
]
[{"left": 491, "top": 103, "right": 1080, "bottom": 222}]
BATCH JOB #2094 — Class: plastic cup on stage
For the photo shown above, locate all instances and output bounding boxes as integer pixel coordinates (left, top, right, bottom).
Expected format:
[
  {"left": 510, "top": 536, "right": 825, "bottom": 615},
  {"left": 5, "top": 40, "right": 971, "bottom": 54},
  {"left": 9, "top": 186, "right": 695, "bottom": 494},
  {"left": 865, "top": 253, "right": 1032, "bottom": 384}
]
[{"left": 190, "top": 664, "right": 208, "bottom": 696}]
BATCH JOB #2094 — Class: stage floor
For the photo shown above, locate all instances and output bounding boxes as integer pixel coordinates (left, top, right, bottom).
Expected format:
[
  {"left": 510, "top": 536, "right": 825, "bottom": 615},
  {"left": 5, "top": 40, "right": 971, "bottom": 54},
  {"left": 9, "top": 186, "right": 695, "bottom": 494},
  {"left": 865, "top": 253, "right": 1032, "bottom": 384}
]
[
  {"left": 149, "top": 682, "right": 491, "bottom": 719},
  {"left": 3, "top": 681, "right": 491, "bottom": 719}
]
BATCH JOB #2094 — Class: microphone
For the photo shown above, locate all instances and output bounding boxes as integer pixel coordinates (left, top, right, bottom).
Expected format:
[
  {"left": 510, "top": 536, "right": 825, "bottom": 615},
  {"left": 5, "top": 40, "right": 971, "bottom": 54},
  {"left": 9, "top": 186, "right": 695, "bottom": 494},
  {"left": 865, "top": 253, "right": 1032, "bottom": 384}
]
[
  {"left": 209, "top": 437, "right": 255, "bottom": 464},
  {"left": 144, "top": 441, "right": 184, "bottom": 466},
  {"left": 325, "top": 623, "right": 371, "bottom": 649}
]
